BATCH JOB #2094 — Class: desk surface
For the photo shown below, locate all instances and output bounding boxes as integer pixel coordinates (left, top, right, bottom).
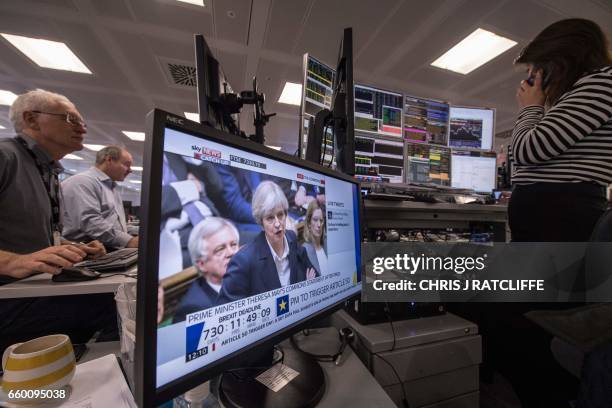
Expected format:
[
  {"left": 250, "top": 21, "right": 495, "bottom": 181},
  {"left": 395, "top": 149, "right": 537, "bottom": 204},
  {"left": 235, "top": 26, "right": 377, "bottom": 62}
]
[
  {"left": 80, "top": 326, "right": 395, "bottom": 408},
  {"left": 292, "top": 327, "right": 396, "bottom": 407},
  {"left": 365, "top": 199, "right": 508, "bottom": 216},
  {"left": 0, "top": 271, "right": 135, "bottom": 299}
]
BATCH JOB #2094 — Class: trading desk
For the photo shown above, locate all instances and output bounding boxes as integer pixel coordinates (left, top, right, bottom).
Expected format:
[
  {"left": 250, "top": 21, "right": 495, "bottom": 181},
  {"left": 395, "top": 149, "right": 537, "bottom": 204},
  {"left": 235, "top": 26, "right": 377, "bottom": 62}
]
[
  {"left": 0, "top": 268, "right": 136, "bottom": 299},
  {"left": 364, "top": 199, "right": 509, "bottom": 241}
]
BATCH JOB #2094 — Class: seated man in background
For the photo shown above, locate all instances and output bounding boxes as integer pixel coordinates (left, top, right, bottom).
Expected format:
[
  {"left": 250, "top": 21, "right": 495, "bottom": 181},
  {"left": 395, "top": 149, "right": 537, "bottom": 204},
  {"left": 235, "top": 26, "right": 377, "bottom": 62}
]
[
  {"left": 62, "top": 145, "right": 138, "bottom": 250},
  {"left": 0, "top": 89, "right": 114, "bottom": 352},
  {"left": 173, "top": 217, "right": 239, "bottom": 322}
]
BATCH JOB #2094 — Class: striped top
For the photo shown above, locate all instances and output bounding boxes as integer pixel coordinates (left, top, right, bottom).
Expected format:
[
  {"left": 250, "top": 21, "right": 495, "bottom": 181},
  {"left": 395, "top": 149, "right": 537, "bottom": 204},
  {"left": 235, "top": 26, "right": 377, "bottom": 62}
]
[{"left": 510, "top": 66, "right": 612, "bottom": 186}]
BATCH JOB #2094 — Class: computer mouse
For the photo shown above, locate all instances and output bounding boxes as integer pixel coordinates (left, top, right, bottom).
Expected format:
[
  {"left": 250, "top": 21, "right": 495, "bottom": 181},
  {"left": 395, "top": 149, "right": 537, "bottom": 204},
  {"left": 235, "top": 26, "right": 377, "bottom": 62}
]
[{"left": 52, "top": 266, "right": 101, "bottom": 282}]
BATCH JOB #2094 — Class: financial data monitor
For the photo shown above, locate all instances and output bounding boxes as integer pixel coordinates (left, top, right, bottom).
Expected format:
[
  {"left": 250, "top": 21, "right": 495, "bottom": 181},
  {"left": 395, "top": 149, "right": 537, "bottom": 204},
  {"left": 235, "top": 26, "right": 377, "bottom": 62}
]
[
  {"left": 136, "top": 110, "right": 362, "bottom": 406},
  {"left": 450, "top": 150, "right": 497, "bottom": 192},
  {"left": 354, "top": 84, "right": 403, "bottom": 138},
  {"left": 299, "top": 55, "right": 335, "bottom": 160},
  {"left": 448, "top": 106, "right": 495, "bottom": 150},
  {"left": 354, "top": 136, "right": 404, "bottom": 183},
  {"left": 403, "top": 95, "right": 450, "bottom": 146},
  {"left": 405, "top": 142, "right": 451, "bottom": 186}
]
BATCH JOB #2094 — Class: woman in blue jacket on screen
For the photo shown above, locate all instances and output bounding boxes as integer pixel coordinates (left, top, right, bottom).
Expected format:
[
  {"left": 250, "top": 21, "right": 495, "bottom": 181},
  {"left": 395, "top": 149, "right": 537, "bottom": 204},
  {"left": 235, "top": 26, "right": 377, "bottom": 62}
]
[{"left": 217, "top": 180, "right": 317, "bottom": 304}]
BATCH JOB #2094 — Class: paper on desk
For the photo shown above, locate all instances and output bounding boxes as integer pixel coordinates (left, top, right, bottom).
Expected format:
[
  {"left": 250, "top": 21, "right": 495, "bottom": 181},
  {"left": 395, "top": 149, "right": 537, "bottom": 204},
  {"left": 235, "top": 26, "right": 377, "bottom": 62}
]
[
  {"left": 61, "top": 354, "right": 136, "bottom": 408},
  {"left": 255, "top": 363, "right": 300, "bottom": 392}
]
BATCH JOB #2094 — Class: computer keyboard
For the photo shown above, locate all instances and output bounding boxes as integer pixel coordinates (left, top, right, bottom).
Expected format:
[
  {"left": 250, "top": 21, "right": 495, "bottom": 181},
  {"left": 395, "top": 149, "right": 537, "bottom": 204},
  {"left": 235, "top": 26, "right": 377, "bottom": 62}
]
[{"left": 75, "top": 247, "right": 138, "bottom": 272}]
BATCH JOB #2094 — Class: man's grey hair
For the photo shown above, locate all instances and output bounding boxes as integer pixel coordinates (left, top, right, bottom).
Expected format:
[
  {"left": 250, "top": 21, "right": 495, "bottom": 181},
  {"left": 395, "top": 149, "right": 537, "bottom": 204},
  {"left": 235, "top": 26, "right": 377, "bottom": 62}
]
[
  {"left": 95, "top": 145, "right": 125, "bottom": 166},
  {"left": 188, "top": 217, "right": 239, "bottom": 268},
  {"left": 251, "top": 180, "right": 288, "bottom": 225},
  {"left": 9, "top": 89, "right": 73, "bottom": 133}
]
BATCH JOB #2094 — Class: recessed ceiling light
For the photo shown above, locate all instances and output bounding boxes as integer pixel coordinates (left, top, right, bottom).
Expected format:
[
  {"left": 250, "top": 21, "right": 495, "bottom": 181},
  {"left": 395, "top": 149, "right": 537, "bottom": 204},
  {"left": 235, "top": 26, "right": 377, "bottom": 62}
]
[
  {"left": 278, "top": 82, "right": 302, "bottom": 106},
  {"left": 83, "top": 144, "right": 105, "bottom": 151},
  {"left": 1, "top": 33, "right": 92, "bottom": 74},
  {"left": 266, "top": 145, "right": 282, "bottom": 151},
  {"left": 131, "top": 166, "right": 143, "bottom": 171},
  {"left": 63, "top": 153, "right": 83, "bottom": 160},
  {"left": 0, "top": 90, "right": 18, "bottom": 106},
  {"left": 0, "top": 125, "right": 5, "bottom": 130},
  {"left": 176, "top": 0, "right": 204, "bottom": 6},
  {"left": 184, "top": 112, "right": 200, "bottom": 122},
  {"left": 129, "top": 180, "right": 142, "bottom": 184},
  {"left": 122, "top": 131, "right": 145, "bottom": 141},
  {"left": 431, "top": 28, "right": 517, "bottom": 75}
]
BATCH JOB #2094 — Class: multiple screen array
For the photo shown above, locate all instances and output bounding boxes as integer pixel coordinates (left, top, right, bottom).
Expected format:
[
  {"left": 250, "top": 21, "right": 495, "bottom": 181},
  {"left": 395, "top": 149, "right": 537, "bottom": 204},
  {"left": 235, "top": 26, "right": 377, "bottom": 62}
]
[
  {"left": 300, "top": 55, "right": 498, "bottom": 193},
  {"left": 136, "top": 110, "right": 362, "bottom": 406}
]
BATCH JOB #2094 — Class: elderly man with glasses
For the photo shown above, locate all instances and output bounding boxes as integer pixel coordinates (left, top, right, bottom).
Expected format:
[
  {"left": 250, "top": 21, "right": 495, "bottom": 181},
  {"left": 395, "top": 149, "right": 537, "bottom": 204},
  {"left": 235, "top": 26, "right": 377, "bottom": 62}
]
[
  {"left": 0, "top": 88, "right": 115, "bottom": 352},
  {"left": 62, "top": 145, "right": 139, "bottom": 250}
]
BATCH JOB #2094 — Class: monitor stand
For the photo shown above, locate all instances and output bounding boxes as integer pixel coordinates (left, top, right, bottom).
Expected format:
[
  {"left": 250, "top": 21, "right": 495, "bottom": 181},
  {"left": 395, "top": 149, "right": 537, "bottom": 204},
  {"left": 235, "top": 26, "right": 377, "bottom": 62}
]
[{"left": 219, "top": 345, "right": 325, "bottom": 408}]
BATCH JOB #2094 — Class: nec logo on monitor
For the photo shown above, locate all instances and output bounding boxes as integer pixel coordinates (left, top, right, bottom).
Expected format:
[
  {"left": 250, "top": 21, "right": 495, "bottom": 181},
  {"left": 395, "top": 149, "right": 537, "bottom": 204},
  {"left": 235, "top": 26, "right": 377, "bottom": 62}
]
[{"left": 167, "top": 115, "right": 184, "bottom": 125}]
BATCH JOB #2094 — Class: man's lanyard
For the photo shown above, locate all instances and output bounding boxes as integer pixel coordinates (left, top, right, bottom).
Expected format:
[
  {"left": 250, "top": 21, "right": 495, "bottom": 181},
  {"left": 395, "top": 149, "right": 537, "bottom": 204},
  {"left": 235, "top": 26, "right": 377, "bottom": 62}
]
[{"left": 15, "top": 136, "right": 62, "bottom": 245}]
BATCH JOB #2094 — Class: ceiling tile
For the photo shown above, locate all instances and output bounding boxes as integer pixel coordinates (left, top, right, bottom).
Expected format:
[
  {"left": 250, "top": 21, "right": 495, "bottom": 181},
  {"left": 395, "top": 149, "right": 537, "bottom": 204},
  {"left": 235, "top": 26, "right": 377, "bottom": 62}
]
[
  {"left": 295, "top": 0, "right": 402, "bottom": 65},
  {"left": 128, "top": 0, "right": 213, "bottom": 37},
  {"left": 485, "top": 0, "right": 565, "bottom": 42},
  {"left": 213, "top": 0, "right": 251, "bottom": 44},
  {"left": 264, "top": 0, "right": 311, "bottom": 54},
  {"left": 355, "top": 0, "right": 447, "bottom": 72},
  {"left": 386, "top": 0, "right": 502, "bottom": 80}
]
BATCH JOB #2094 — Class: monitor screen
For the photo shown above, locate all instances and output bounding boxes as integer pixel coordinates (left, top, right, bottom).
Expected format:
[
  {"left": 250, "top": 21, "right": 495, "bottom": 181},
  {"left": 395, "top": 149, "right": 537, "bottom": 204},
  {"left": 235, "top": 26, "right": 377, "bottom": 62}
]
[
  {"left": 450, "top": 150, "right": 497, "bottom": 192},
  {"left": 136, "top": 110, "right": 362, "bottom": 406},
  {"left": 405, "top": 142, "right": 451, "bottom": 186},
  {"left": 448, "top": 106, "right": 495, "bottom": 150},
  {"left": 403, "top": 95, "right": 450, "bottom": 146},
  {"left": 354, "top": 136, "right": 404, "bottom": 183},
  {"left": 299, "top": 55, "right": 335, "bottom": 160},
  {"left": 354, "top": 84, "right": 403, "bottom": 138}
]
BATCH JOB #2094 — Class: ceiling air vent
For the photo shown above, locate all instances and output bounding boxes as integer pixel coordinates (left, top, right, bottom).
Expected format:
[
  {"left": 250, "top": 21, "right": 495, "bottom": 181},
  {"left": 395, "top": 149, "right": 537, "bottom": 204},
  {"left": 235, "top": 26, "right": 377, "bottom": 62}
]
[
  {"left": 168, "top": 63, "right": 196, "bottom": 87},
  {"left": 157, "top": 57, "right": 197, "bottom": 89}
]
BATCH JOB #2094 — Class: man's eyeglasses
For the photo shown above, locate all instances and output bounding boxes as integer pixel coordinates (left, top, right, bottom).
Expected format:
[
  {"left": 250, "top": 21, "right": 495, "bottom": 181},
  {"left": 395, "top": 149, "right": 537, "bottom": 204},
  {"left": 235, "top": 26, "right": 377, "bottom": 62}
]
[{"left": 31, "top": 111, "right": 87, "bottom": 128}]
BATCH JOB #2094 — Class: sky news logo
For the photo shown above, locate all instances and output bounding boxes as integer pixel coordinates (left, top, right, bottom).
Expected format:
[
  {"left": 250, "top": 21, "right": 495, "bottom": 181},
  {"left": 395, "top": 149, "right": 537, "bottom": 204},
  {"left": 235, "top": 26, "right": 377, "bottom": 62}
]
[
  {"left": 191, "top": 144, "right": 222, "bottom": 159},
  {"left": 297, "top": 173, "right": 325, "bottom": 185}
]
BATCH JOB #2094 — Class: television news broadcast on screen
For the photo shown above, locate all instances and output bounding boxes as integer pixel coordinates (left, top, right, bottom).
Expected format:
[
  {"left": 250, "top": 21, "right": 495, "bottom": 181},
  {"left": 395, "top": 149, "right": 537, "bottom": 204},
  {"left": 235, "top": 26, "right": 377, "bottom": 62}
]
[{"left": 135, "top": 110, "right": 363, "bottom": 406}]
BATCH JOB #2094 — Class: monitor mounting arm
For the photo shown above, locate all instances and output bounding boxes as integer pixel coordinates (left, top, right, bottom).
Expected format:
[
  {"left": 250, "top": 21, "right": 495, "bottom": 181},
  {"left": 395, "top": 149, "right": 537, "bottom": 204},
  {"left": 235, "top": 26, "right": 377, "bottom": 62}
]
[{"left": 216, "top": 77, "right": 276, "bottom": 144}]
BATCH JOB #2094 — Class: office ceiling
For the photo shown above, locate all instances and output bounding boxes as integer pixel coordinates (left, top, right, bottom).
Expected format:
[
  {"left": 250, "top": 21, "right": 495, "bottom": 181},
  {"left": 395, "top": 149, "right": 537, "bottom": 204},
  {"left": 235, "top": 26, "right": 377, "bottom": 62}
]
[{"left": 0, "top": 0, "right": 610, "bottom": 183}]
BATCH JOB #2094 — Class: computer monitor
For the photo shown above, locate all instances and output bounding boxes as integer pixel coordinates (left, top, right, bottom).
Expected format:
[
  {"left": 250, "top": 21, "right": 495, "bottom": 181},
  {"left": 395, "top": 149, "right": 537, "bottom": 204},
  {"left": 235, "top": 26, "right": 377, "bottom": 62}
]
[
  {"left": 448, "top": 106, "right": 495, "bottom": 151},
  {"left": 450, "top": 150, "right": 497, "bottom": 193},
  {"left": 405, "top": 142, "right": 451, "bottom": 186},
  {"left": 354, "top": 84, "right": 403, "bottom": 138},
  {"left": 403, "top": 95, "right": 450, "bottom": 146},
  {"left": 304, "top": 28, "right": 355, "bottom": 176},
  {"left": 299, "top": 55, "right": 335, "bottom": 160},
  {"left": 195, "top": 34, "right": 238, "bottom": 135},
  {"left": 135, "top": 109, "right": 363, "bottom": 406},
  {"left": 354, "top": 136, "right": 404, "bottom": 183}
]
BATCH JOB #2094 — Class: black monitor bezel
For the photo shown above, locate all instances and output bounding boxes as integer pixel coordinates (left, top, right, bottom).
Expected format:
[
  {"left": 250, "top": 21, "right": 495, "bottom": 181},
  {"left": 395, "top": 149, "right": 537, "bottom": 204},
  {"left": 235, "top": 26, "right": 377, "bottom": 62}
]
[{"left": 135, "top": 109, "right": 363, "bottom": 407}]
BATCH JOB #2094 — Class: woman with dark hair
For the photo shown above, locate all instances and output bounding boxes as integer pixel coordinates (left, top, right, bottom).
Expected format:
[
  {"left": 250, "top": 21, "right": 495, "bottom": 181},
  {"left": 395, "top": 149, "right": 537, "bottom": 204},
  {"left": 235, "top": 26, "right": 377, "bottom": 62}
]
[
  {"left": 509, "top": 18, "right": 612, "bottom": 242},
  {"left": 302, "top": 201, "right": 327, "bottom": 275}
]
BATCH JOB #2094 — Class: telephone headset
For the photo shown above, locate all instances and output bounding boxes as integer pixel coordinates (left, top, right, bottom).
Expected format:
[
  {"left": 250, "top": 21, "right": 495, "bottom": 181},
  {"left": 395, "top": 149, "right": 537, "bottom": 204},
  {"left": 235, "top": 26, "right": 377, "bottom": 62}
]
[{"left": 526, "top": 66, "right": 552, "bottom": 89}]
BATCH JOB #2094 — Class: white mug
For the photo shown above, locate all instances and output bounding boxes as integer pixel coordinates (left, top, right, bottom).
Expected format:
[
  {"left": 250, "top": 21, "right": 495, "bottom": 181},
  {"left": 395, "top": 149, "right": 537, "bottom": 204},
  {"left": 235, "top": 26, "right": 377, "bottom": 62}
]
[{"left": 2, "top": 334, "right": 76, "bottom": 397}]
